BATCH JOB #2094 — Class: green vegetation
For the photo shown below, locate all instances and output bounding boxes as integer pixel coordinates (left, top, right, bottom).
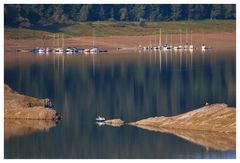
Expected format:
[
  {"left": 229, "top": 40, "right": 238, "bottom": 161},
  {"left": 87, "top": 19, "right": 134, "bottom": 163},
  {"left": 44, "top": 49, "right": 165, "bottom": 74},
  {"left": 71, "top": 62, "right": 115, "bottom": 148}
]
[
  {"left": 5, "top": 4, "right": 235, "bottom": 28},
  {"left": 4, "top": 28, "right": 53, "bottom": 39},
  {"left": 5, "top": 20, "right": 236, "bottom": 39}
]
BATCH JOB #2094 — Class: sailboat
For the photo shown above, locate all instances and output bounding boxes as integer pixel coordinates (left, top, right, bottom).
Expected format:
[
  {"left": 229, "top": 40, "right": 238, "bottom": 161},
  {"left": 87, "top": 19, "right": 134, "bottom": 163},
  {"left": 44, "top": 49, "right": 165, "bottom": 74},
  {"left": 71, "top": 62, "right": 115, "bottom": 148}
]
[
  {"left": 201, "top": 30, "right": 208, "bottom": 51},
  {"left": 178, "top": 29, "right": 183, "bottom": 50},
  {"left": 189, "top": 30, "right": 194, "bottom": 50},
  {"left": 184, "top": 29, "right": 189, "bottom": 50},
  {"left": 90, "top": 28, "right": 99, "bottom": 54},
  {"left": 163, "top": 32, "right": 168, "bottom": 51},
  {"left": 173, "top": 31, "right": 178, "bottom": 50},
  {"left": 96, "top": 115, "right": 105, "bottom": 122},
  {"left": 158, "top": 28, "right": 162, "bottom": 50},
  {"left": 201, "top": 44, "right": 206, "bottom": 51}
]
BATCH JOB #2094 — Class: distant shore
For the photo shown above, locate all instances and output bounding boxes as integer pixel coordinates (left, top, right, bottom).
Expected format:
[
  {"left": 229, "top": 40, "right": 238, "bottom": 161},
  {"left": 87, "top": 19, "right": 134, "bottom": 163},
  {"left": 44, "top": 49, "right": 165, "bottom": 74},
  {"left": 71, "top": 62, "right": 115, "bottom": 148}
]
[{"left": 4, "top": 32, "right": 236, "bottom": 52}]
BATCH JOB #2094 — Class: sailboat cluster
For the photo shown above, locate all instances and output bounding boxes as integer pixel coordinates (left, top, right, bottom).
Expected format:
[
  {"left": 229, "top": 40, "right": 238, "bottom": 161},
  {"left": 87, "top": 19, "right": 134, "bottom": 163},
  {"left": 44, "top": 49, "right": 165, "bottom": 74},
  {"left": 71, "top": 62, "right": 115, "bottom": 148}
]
[
  {"left": 32, "top": 30, "right": 107, "bottom": 55},
  {"left": 139, "top": 29, "right": 207, "bottom": 52},
  {"left": 32, "top": 28, "right": 209, "bottom": 55},
  {"left": 32, "top": 47, "right": 107, "bottom": 55}
]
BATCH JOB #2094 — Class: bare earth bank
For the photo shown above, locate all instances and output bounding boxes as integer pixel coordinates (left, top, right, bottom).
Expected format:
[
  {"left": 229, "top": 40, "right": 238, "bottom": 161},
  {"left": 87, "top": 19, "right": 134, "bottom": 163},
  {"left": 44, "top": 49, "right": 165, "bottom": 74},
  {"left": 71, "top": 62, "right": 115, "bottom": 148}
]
[
  {"left": 4, "top": 84, "right": 60, "bottom": 120},
  {"left": 129, "top": 104, "right": 235, "bottom": 133},
  {"left": 129, "top": 104, "right": 236, "bottom": 151},
  {"left": 5, "top": 33, "right": 235, "bottom": 51}
]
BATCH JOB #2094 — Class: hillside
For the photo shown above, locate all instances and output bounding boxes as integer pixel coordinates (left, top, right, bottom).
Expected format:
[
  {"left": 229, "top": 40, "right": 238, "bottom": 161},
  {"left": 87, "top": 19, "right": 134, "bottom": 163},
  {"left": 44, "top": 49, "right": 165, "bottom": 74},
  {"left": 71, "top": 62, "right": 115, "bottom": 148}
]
[
  {"left": 4, "top": 20, "right": 236, "bottom": 39},
  {"left": 129, "top": 104, "right": 236, "bottom": 133}
]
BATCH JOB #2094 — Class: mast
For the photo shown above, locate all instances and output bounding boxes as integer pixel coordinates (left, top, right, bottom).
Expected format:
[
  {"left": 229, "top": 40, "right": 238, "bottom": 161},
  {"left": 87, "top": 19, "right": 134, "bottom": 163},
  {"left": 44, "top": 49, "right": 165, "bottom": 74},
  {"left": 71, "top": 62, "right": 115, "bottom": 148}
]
[
  {"left": 150, "top": 34, "right": 152, "bottom": 46},
  {"left": 62, "top": 33, "right": 64, "bottom": 48},
  {"left": 165, "top": 31, "right": 167, "bottom": 44},
  {"left": 53, "top": 34, "right": 55, "bottom": 48},
  {"left": 92, "top": 28, "right": 95, "bottom": 48},
  {"left": 57, "top": 34, "right": 59, "bottom": 48},
  {"left": 186, "top": 29, "right": 188, "bottom": 44},
  {"left": 180, "top": 29, "right": 182, "bottom": 45},
  {"left": 191, "top": 30, "right": 193, "bottom": 45},
  {"left": 159, "top": 28, "right": 162, "bottom": 46},
  {"left": 155, "top": 31, "right": 157, "bottom": 46}
]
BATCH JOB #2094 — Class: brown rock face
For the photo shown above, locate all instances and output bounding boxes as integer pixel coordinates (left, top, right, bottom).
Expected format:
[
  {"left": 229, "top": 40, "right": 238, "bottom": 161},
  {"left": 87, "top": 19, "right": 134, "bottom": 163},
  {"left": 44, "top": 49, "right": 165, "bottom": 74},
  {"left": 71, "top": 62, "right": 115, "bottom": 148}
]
[
  {"left": 104, "top": 119, "right": 124, "bottom": 127},
  {"left": 129, "top": 104, "right": 236, "bottom": 151},
  {"left": 4, "top": 84, "right": 59, "bottom": 120},
  {"left": 129, "top": 104, "right": 235, "bottom": 133}
]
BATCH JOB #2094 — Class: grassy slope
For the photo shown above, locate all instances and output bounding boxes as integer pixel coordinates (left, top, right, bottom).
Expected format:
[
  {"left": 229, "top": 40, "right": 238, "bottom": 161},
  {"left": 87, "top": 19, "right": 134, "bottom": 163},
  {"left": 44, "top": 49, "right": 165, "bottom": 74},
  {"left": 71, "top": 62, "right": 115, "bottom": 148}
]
[{"left": 5, "top": 20, "right": 236, "bottom": 39}]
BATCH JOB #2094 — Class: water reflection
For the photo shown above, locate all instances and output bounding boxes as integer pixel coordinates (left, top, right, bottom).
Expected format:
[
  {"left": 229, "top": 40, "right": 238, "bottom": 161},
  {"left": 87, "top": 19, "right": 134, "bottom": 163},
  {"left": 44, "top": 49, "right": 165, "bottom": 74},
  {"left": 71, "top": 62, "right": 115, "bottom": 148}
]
[
  {"left": 4, "top": 119, "right": 57, "bottom": 140},
  {"left": 131, "top": 124, "right": 235, "bottom": 151},
  {"left": 4, "top": 49, "right": 236, "bottom": 158}
]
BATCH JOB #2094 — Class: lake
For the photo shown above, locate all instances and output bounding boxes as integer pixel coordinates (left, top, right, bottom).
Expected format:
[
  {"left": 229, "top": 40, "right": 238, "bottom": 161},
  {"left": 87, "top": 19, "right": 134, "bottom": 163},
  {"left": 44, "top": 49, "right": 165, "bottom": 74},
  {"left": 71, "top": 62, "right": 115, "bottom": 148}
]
[{"left": 4, "top": 49, "right": 236, "bottom": 158}]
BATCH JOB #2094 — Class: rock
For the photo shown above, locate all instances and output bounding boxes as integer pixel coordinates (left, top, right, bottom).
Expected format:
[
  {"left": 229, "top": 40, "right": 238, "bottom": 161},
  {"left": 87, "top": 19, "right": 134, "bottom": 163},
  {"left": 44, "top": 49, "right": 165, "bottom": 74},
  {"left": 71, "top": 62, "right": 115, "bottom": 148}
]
[
  {"left": 4, "top": 84, "right": 61, "bottom": 120},
  {"left": 104, "top": 119, "right": 124, "bottom": 127},
  {"left": 128, "top": 104, "right": 236, "bottom": 151},
  {"left": 44, "top": 98, "right": 54, "bottom": 108},
  {"left": 129, "top": 103, "right": 236, "bottom": 133}
]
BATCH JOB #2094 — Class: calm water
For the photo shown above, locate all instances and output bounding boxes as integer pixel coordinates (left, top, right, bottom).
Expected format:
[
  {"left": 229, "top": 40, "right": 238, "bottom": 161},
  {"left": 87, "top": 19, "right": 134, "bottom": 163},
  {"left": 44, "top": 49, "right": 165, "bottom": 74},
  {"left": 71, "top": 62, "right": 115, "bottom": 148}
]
[{"left": 4, "top": 49, "right": 236, "bottom": 158}]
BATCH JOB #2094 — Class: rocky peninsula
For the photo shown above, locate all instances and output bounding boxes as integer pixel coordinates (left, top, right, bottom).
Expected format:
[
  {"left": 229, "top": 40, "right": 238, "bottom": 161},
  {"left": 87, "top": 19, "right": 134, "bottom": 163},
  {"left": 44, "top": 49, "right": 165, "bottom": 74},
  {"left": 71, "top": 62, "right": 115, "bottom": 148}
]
[
  {"left": 103, "top": 104, "right": 235, "bottom": 151},
  {"left": 4, "top": 84, "right": 61, "bottom": 120},
  {"left": 129, "top": 103, "right": 235, "bottom": 133},
  {"left": 129, "top": 104, "right": 236, "bottom": 151}
]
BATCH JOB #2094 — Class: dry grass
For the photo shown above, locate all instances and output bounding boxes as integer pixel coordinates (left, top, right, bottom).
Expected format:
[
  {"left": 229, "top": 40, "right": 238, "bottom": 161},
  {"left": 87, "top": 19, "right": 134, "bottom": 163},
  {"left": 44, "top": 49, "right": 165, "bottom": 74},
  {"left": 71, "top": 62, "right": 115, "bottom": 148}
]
[
  {"left": 4, "top": 84, "right": 56, "bottom": 120},
  {"left": 129, "top": 104, "right": 236, "bottom": 151},
  {"left": 129, "top": 104, "right": 236, "bottom": 133}
]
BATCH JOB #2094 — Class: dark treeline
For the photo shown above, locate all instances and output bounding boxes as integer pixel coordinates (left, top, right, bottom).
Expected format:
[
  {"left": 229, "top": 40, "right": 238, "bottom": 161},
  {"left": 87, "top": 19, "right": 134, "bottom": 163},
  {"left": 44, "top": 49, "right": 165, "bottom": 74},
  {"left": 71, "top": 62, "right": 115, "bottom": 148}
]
[{"left": 4, "top": 4, "right": 236, "bottom": 27}]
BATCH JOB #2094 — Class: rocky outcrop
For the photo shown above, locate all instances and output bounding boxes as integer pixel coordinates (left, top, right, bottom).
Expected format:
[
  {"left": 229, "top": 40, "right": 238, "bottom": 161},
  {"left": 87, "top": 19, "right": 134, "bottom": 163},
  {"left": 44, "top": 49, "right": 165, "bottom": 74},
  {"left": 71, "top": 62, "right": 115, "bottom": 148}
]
[
  {"left": 128, "top": 104, "right": 236, "bottom": 151},
  {"left": 104, "top": 119, "right": 124, "bottom": 127},
  {"left": 129, "top": 104, "right": 235, "bottom": 133},
  {"left": 4, "top": 84, "right": 61, "bottom": 120}
]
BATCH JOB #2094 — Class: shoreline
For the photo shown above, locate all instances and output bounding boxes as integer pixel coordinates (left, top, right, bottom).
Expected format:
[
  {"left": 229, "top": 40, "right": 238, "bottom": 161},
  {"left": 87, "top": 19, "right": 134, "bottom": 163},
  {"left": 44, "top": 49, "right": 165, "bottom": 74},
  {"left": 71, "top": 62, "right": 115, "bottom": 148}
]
[
  {"left": 105, "top": 104, "right": 236, "bottom": 151},
  {"left": 4, "top": 32, "right": 236, "bottom": 52},
  {"left": 129, "top": 104, "right": 236, "bottom": 133},
  {"left": 4, "top": 84, "right": 61, "bottom": 120},
  {"left": 4, "top": 84, "right": 236, "bottom": 150}
]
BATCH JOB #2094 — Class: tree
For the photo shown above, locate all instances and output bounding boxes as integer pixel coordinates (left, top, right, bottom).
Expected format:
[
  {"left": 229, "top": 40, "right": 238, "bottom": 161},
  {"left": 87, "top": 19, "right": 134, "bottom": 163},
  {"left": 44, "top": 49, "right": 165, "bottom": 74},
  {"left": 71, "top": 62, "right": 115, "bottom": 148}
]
[
  {"left": 109, "top": 7, "right": 115, "bottom": 21},
  {"left": 63, "top": 4, "right": 82, "bottom": 21},
  {"left": 131, "top": 4, "right": 145, "bottom": 21},
  {"left": 158, "top": 4, "right": 171, "bottom": 21},
  {"left": 4, "top": 4, "right": 21, "bottom": 27},
  {"left": 187, "top": 4, "right": 195, "bottom": 20},
  {"left": 210, "top": 4, "right": 223, "bottom": 19},
  {"left": 171, "top": 4, "right": 183, "bottom": 21},
  {"left": 119, "top": 8, "right": 127, "bottom": 21},
  {"left": 193, "top": 4, "right": 206, "bottom": 20},
  {"left": 79, "top": 5, "right": 91, "bottom": 22},
  {"left": 144, "top": 5, "right": 160, "bottom": 21},
  {"left": 99, "top": 5, "right": 105, "bottom": 20},
  {"left": 4, "top": 4, "right": 236, "bottom": 27},
  {"left": 223, "top": 4, "right": 235, "bottom": 19},
  {"left": 51, "top": 4, "right": 67, "bottom": 24}
]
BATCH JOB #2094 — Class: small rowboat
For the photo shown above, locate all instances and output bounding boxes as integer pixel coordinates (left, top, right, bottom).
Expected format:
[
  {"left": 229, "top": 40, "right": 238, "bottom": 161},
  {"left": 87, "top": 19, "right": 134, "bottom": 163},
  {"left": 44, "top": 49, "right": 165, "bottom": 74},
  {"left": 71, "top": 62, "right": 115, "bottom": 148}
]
[{"left": 96, "top": 115, "right": 105, "bottom": 122}]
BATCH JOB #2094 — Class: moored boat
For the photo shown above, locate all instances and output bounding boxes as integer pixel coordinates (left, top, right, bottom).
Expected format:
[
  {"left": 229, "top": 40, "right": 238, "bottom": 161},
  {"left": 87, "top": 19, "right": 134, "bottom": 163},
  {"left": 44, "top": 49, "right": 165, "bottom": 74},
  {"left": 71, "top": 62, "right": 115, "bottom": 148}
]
[{"left": 96, "top": 115, "right": 105, "bottom": 122}]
